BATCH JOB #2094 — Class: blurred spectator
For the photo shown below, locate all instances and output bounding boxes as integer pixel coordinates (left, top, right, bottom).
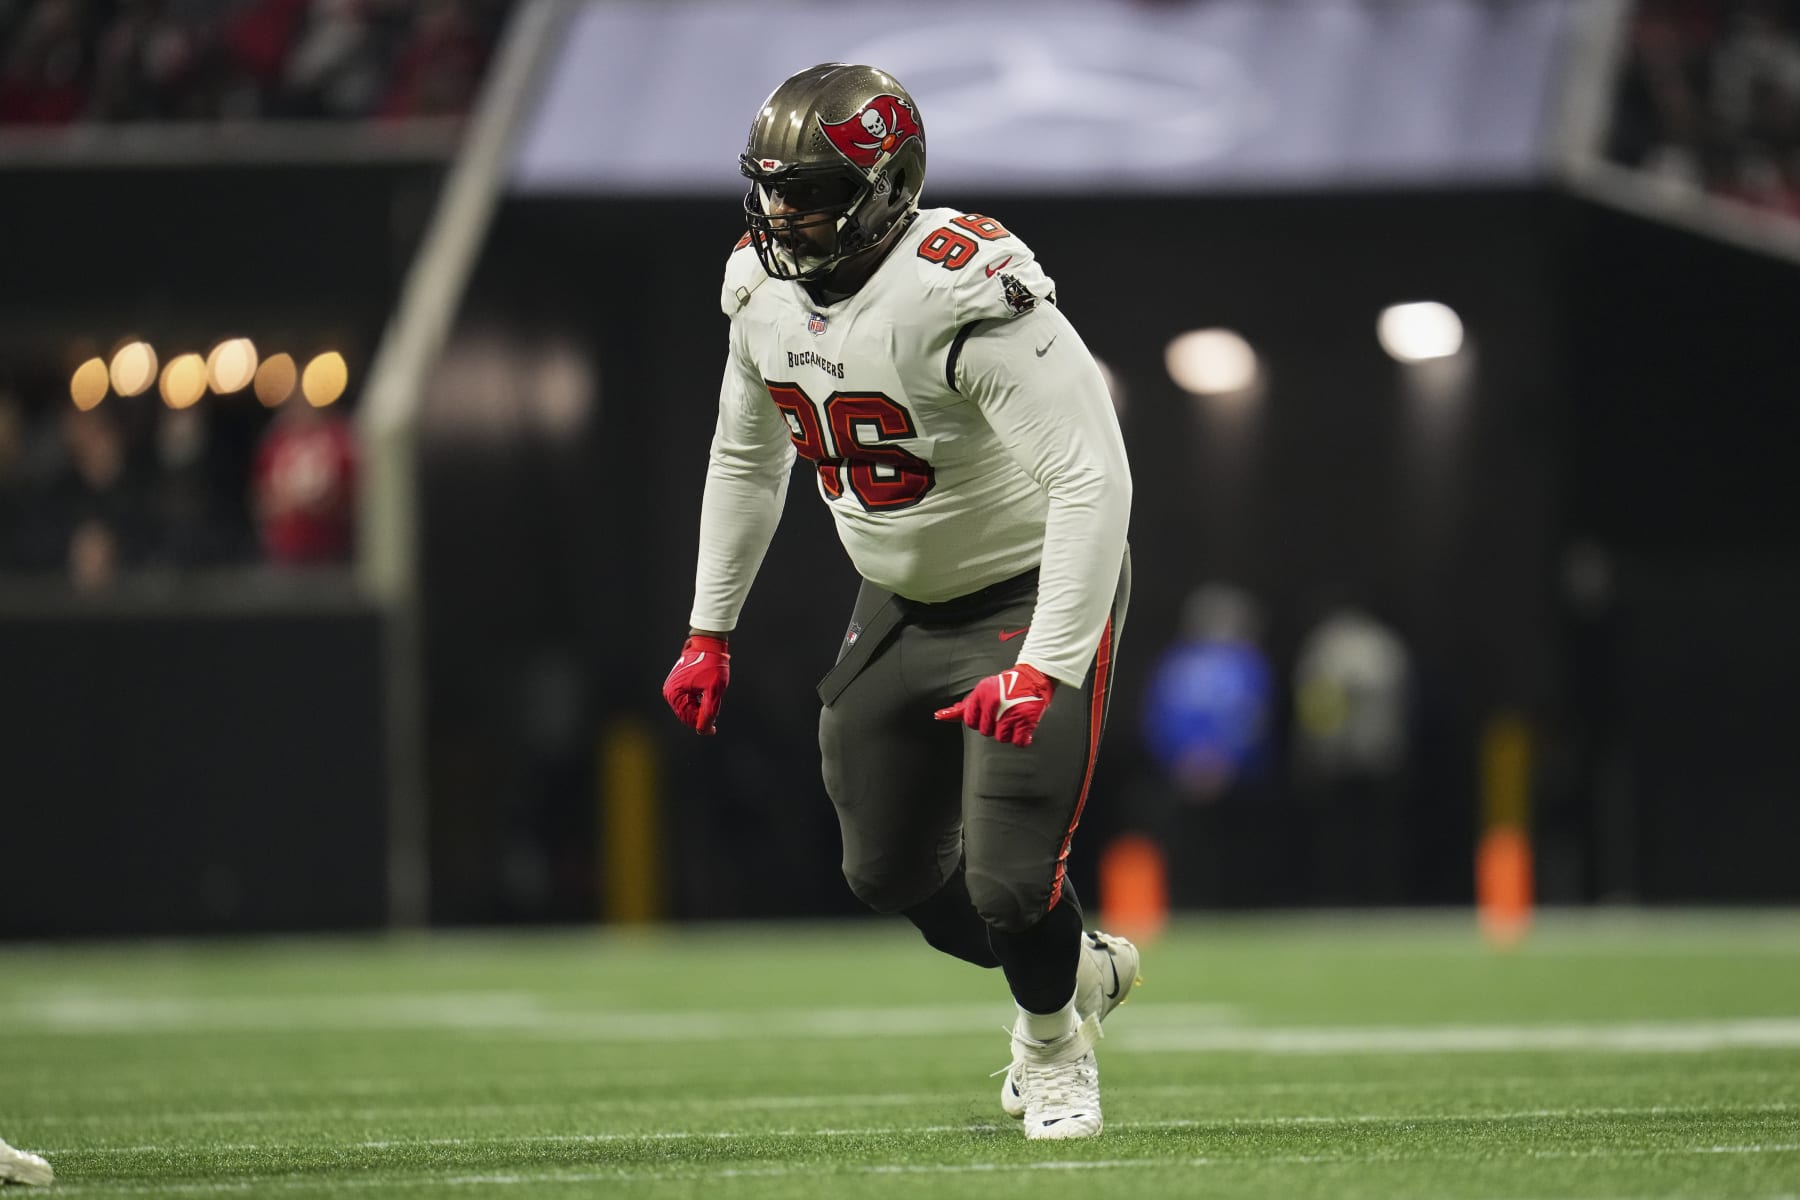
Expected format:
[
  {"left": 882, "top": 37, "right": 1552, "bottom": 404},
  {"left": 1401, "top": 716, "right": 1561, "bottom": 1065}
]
[
  {"left": 0, "top": 0, "right": 509, "bottom": 125},
  {"left": 280, "top": 0, "right": 382, "bottom": 118},
  {"left": 1291, "top": 606, "right": 1411, "bottom": 786},
  {"left": 1290, "top": 603, "right": 1413, "bottom": 902},
  {"left": 251, "top": 395, "right": 356, "bottom": 565},
  {"left": 1612, "top": 0, "right": 1800, "bottom": 221},
  {"left": 379, "top": 0, "right": 488, "bottom": 120},
  {"left": 0, "top": 0, "right": 92, "bottom": 123},
  {"left": 222, "top": 0, "right": 309, "bottom": 91},
  {"left": 0, "top": 357, "right": 359, "bottom": 579},
  {"left": 0, "top": 391, "right": 29, "bottom": 566},
  {"left": 15, "top": 405, "right": 156, "bottom": 590},
  {"left": 152, "top": 402, "right": 233, "bottom": 566},
  {"left": 89, "top": 1, "right": 203, "bottom": 121},
  {"left": 1140, "top": 583, "right": 1274, "bottom": 802}
]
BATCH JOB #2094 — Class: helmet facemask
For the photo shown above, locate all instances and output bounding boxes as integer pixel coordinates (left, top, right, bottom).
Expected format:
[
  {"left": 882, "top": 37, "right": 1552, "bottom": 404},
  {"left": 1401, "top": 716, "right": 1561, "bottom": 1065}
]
[{"left": 740, "top": 159, "right": 885, "bottom": 282}]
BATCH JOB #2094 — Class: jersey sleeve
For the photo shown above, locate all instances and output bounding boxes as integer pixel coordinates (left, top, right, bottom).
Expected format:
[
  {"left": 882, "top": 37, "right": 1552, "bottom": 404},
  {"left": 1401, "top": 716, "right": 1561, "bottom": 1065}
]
[
  {"left": 941, "top": 214, "right": 1058, "bottom": 329},
  {"left": 720, "top": 235, "right": 766, "bottom": 317},
  {"left": 953, "top": 302, "right": 1131, "bottom": 688},
  {"left": 689, "top": 308, "right": 796, "bottom": 634}
]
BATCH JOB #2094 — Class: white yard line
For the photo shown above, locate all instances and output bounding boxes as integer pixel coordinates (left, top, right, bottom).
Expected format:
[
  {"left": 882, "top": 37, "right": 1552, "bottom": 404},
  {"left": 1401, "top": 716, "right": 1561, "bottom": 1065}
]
[
  {"left": 43, "top": 1102, "right": 1796, "bottom": 1157},
  {"left": 0, "top": 995, "right": 1236, "bottom": 1038},
  {"left": 1111, "top": 1018, "right": 1800, "bottom": 1055},
  {"left": 11, "top": 992, "right": 1800, "bottom": 1056},
  {"left": 0, "top": 991, "right": 549, "bottom": 1032},
  {"left": 36, "top": 1142, "right": 1800, "bottom": 1195},
  {"left": 23, "top": 1065, "right": 1800, "bottom": 1127}
]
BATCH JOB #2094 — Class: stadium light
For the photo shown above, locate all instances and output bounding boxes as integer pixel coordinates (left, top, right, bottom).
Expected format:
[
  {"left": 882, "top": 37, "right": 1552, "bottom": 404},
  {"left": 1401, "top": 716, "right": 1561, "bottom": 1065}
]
[
  {"left": 1165, "top": 328, "right": 1259, "bottom": 398},
  {"left": 255, "top": 353, "right": 297, "bottom": 407},
  {"left": 207, "top": 338, "right": 259, "bottom": 395},
  {"left": 302, "top": 351, "right": 348, "bottom": 407},
  {"left": 1377, "top": 302, "right": 1464, "bottom": 363},
  {"left": 109, "top": 341, "right": 158, "bottom": 398},
  {"left": 70, "top": 357, "right": 109, "bottom": 411},
  {"left": 159, "top": 353, "right": 207, "bottom": 410}
]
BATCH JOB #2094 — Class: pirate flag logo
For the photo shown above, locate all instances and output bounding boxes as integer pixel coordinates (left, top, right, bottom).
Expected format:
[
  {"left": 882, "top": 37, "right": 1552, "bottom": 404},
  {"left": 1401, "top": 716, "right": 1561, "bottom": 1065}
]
[
  {"left": 999, "top": 273, "right": 1037, "bottom": 316},
  {"left": 819, "top": 94, "right": 923, "bottom": 172}
]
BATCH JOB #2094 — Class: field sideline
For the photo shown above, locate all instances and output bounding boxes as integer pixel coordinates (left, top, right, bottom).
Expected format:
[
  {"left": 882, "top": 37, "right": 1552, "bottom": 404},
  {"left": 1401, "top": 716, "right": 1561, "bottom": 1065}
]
[{"left": 2, "top": 912, "right": 1797, "bottom": 1198}]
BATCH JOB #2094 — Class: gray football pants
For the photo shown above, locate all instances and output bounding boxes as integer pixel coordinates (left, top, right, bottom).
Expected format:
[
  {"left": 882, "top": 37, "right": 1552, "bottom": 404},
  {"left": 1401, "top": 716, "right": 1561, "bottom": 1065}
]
[{"left": 817, "top": 551, "right": 1130, "bottom": 934}]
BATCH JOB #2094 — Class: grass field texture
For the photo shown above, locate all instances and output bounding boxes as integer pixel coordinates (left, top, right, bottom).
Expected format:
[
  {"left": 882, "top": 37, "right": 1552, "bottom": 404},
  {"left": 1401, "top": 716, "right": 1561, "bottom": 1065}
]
[{"left": 2, "top": 912, "right": 1798, "bottom": 1198}]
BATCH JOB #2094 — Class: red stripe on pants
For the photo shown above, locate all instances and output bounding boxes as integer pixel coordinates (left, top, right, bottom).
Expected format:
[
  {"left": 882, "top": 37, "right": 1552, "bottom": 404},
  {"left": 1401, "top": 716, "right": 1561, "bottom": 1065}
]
[{"left": 1047, "top": 614, "right": 1113, "bottom": 910}]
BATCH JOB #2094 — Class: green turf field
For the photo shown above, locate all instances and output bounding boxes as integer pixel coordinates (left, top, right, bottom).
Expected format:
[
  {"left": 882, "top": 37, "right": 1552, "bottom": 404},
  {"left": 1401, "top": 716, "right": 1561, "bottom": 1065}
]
[{"left": 2, "top": 912, "right": 1798, "bottom": 1198}]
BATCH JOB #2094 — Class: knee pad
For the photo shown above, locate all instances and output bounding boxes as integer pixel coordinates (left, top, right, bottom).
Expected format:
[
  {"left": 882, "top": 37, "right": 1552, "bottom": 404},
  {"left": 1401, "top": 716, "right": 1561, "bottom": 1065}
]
[
  {"left": 842, "top": 865, "right": 932, "bottom": 915},
  {"left": 966, "top": 867, "right": 1049, "bottom": 935}
]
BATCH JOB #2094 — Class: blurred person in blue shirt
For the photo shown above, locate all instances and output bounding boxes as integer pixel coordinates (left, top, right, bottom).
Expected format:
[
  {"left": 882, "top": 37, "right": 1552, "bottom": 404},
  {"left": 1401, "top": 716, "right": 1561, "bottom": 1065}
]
[{"left": 1141, "top": 583, "right": 1273, "bottom": 802}]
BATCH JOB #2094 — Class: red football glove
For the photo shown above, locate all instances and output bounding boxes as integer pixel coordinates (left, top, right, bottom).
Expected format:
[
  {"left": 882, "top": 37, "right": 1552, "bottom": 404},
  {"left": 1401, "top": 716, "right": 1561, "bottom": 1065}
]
[
  {"left": 934, "top": 664, "right": 1056, "bottom": 747},
  {"left": 662, "top": 635, "right": 730, "bottom": 735}
]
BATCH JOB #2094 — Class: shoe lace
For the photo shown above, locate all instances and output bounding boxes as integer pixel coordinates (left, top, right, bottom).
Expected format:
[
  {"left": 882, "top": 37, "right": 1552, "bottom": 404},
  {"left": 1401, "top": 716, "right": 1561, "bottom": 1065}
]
[
  {"left": 990, "top": 1023, "right": 1027, "bottom": 1080},
  {"left": 993, "top": 1011, "right": 1104, "bottom": 1081},
  {"left": 1027, "top": 1052, "right": 1098, "bottom": 1114}
]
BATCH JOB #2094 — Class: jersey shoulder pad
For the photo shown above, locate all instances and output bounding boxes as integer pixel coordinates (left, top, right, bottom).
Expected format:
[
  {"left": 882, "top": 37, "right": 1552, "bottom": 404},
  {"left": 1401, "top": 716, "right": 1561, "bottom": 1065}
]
[
  {"left": 721, "top": 234, "right": 768, "bottom": 317},
  {"left": 909, "top": 208, "right": 1057, "bottom": 327}
]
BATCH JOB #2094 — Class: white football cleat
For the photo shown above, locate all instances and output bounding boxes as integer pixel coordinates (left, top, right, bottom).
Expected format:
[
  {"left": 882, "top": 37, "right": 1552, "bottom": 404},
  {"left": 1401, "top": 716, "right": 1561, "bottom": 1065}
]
[
  {"left": 1001, "top": 930, "right": 1140, "bottom": 1119},
  {"left": 1011, "top": 1011, "right": 1103, "bottom": 1139},
  {"left": 0, "top": 1137, "right": 53, "bottom": 1187}
]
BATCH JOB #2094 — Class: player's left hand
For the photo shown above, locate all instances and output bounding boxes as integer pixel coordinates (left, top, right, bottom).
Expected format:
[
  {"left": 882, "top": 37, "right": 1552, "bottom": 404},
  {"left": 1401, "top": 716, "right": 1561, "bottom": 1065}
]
[{"left": 934, "top": 664, "right": 1055, "bottom": 747}]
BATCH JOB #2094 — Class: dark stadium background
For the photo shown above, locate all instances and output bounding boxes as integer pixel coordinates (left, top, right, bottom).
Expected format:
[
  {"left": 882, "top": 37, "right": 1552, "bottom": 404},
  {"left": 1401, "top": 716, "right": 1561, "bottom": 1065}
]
[{"left": 3, "top": 0, "right": 1798, "bottom": 939}]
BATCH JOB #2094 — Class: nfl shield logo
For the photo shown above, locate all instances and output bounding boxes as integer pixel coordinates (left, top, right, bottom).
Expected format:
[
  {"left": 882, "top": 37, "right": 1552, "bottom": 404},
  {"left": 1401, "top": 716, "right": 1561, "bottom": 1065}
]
[
  {"left": 845, "top": 622, "right": 862, "bottom": 646},
  {"left": 807, "top": 312, "right": 828, "bottom": 336}
]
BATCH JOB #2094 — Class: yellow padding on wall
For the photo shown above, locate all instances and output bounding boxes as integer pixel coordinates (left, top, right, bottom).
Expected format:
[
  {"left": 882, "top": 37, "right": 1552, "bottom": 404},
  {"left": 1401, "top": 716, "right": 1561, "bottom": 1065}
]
[{"left": 600, "top": 719, "right": 664, "bottom": 924}]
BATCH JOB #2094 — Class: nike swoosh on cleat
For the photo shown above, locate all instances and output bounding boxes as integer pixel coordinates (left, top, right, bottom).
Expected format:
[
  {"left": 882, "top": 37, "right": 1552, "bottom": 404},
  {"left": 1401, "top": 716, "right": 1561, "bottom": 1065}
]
[{"left": 1103, "top": 955, "right": 1122, "bottom": 1001}]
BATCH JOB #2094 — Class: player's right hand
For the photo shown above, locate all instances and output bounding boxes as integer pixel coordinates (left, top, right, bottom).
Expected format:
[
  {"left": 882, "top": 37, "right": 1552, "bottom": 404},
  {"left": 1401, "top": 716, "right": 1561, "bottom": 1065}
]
[
  {"left": 934, "top": 664, "right": 1055, "bottom": 747},
  {"left": 662, "top": 635, "right": 731, "bottom": 735}
]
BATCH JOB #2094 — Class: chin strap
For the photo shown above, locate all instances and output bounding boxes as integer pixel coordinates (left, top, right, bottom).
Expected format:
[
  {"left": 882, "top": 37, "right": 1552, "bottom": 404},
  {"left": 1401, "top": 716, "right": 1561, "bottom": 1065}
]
[{"left": 817, "top": 209, "right": 921, "bottom": 300}]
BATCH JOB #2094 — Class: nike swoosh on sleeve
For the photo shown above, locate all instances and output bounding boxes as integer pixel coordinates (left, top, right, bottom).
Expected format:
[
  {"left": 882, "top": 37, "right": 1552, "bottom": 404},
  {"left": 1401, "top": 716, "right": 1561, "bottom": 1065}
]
[{"left": 984, "top": 254, "right": 1014, "bottom": 278}]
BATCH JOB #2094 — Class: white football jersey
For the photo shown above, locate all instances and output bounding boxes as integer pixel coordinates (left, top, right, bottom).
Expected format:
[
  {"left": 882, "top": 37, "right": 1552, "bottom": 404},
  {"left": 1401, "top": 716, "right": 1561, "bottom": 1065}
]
[{"left": 692, "top": 206, "right": 1131, "bottom": 686}]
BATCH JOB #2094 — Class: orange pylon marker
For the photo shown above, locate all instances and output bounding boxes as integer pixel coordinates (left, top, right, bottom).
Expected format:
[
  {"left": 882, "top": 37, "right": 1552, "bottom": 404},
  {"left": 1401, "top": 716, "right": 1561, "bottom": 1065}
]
[
  {"left": 1099, "top": 833, "right": 1169, "bottom": 943},
  {"left": 1476, "top": 827, "right": 1533, "bottom": 947},
  {"left": 1477, "top": 713, "right": 1534, "bottom": 947}
]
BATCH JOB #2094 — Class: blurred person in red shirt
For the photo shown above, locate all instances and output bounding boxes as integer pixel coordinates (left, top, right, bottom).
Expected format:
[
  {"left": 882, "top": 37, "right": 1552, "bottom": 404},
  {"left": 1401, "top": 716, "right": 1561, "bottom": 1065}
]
[
  {"left": 251, "top": 397, "right": 356, "bottom": 565},
  {"left": 378, "top": 0, "right": 486, "bottom": 119},
  {"left": 0, "top": 0, "right": 91, "bottom": 123}
]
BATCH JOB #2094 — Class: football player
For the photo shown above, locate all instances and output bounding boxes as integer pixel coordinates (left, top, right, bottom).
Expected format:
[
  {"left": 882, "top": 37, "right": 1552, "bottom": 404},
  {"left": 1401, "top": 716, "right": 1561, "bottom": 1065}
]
[
  {"left": 662, "top": 63, "right": 1136, "bottom": 1139},
  {"left": 0, "top": 1135, "right": 52, "bottom": 1186}
]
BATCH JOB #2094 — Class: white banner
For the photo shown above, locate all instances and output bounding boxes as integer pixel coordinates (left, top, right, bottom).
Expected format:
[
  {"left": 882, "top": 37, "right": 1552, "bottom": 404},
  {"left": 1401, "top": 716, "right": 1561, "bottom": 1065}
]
[{"left": 511, "top": 0, "right": 1572, "bottom": 195}]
